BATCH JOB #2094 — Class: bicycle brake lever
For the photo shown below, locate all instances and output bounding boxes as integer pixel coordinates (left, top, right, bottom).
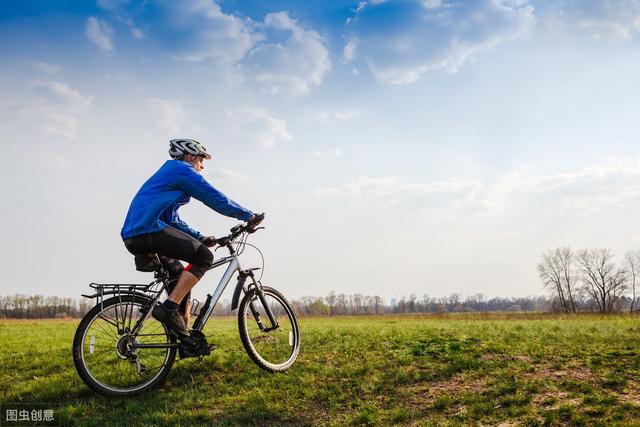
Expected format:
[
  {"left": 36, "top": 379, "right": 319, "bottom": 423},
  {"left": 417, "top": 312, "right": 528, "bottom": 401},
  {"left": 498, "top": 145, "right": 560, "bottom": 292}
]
[
  {"left": 247, "top": 226, "right": 265, "bottom": 234},
  {"left": 215, "top": 236, "right": 231, "bottom": 248}
]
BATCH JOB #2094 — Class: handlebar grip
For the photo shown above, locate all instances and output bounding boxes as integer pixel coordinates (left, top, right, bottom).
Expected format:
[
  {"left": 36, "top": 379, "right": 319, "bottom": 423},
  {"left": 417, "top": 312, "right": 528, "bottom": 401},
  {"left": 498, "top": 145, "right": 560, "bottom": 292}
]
[{"left": 216, "top": 236, "right": 231, "bottom": 246}]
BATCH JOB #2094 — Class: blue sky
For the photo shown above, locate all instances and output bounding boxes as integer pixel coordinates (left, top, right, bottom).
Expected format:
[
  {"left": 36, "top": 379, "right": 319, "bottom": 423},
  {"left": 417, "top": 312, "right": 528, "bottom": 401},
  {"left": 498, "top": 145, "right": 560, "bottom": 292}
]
[{"left": 2, "top": 0, "right": 640, "bottom": 302}]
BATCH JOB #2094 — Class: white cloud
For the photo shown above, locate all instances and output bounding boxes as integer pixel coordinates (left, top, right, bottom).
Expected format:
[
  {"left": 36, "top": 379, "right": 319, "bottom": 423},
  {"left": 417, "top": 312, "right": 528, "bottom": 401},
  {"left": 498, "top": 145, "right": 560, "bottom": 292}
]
[
  {"left": 318, "top": 159, "right": 640, "bottom": 216},
  {"left": 483, "top": 158, "right": 640, "bottom": 213},
  {"left": 307, "top": 108, "right": 362, "bottom": 125},
  {"left": 20, "top": 80, "right": 93, "bottom": 139},
  {"left": 226, "top": 107, "right": 292, "bottom": 149},
  {"left": 86, "top": 4, "right": 330, "bottom": 94},
  {"left": 539, "top": 1, "right": 640, "bottom": 41},
  {"left": 317, "top": 176, "right": 482, "bottom": 213},
  {"left": 422, "top": 0, "right": 442, "bottom": 10},
  {"left": 313, "top": 149, "right": 343, "bottom": 158},
  {"left": 86, "top": 17, "right": 115, "bottom": 54},
  {"left": 147, "top": 0, "right": 260, "bottom": 63},
  {"left": 346, "top": 0, "right": 535, "bottom": 84},
  {"left": 30, "top": 62, "right": 61, "bottom": 75},
  {"left": 147, "top": 98, "right": 186, "bottom": 133},
  {"left": 99, "top": 0, "right": 260, "bottom": 62},
  {"left": 130, "top": 25, "right": 144, "bottom": 40},
  {"left": 33, "top": 81, "right": 92, "bottom": 107},
  {"left": 247, "top": 12, "right": 330, "bottom": 95},
  {"left": 575, "top": 0, "right": 640, "bottom": 41},
  {"left": 97, "top": 0, "right": 130, "bottom": 10},
  {"left": 343, "top": 39, "right": 357, "bottom": 61},
  {"left": 333, "top": 109, "right": 361, "bottom": 120},
  {"left": 580, "top": 20, "right": 635, "bottom": 40}
]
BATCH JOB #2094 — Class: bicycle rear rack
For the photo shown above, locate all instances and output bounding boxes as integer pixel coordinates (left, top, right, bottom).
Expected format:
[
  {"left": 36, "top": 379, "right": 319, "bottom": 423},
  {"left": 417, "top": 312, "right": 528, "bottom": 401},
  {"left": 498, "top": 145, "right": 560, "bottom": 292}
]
[{"left": 82, "top": 282, "right": 165, "bottom": 309}]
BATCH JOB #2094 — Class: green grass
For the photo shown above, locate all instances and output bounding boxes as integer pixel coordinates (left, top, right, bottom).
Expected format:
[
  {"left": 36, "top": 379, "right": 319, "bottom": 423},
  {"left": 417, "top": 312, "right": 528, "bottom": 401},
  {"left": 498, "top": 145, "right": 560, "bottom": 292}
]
[{"left": 2, "top": 314, "right": 640, "bottom": 426}]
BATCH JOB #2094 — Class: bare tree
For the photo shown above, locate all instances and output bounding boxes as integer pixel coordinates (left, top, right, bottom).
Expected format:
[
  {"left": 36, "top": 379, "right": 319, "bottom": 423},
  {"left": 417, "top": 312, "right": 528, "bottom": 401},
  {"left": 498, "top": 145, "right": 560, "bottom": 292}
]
[
  {"left": 408, "top": 294, "right": 416, "bottom": 312},
  {"left": 538, "top": 247, "right": 578, "bottom": 313},
  {"left": 421, "top": 294, "right": 430, "bottom": 313},
  {"left": 624, "top": 250, "right": 640, "bottom": 313},
  {"left": 325, "top": 292, "right": 336, "bottom": 316},
  {"left": 577, "top": 248, "right": 628, "bottom": 314},
  {"left": 398, "top": 296, "right": 406, "bottom": 314},
  {"left": 373, "top": 296, "right": 383, "bottom": 314}
]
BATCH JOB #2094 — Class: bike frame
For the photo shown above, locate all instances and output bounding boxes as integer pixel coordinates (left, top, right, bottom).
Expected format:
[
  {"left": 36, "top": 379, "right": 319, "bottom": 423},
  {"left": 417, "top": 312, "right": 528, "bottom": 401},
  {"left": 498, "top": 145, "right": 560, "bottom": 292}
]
[
  {"left": 191, "top": 254, "right": 243, "bottom": 331},
  {"left": 128, "top": 245, "right": 279, "bottom": 345}
]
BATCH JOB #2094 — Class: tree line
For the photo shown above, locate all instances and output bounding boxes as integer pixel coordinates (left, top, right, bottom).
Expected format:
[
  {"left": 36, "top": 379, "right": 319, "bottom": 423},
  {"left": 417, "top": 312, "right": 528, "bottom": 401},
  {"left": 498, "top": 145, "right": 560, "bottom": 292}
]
[
  {"left": 5, "top": 247, "right": 640, "bottom": 319},
  {"left": 207, "top": 293, "right": 547, "bottom": 316},
  {"left": 538, "top": 247, "right": 640, "bottom": 314},
  {"left": 0, "top": 295, "right": 94, "bottom": 318},
  {"left": 0, "top": 292, "right": 554, "bottom": 318},
  {"left": 289, "top": 293, "right": 551, "bottom": 316}
]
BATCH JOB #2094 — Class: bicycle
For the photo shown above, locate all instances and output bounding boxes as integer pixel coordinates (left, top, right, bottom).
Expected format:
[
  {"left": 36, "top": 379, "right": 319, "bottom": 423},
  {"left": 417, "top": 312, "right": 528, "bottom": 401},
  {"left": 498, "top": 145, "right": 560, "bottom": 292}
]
[{"left": 72, "top": 216, "right": 300, "bottom": 396}]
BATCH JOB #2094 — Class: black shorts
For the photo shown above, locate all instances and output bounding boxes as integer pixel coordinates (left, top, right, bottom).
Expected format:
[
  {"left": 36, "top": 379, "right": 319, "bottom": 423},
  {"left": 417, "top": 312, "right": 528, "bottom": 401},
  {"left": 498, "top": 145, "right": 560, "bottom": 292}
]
[
  {"left": 123, "top": 226, "right": 213, "bottom": 280},
  {"left": 123, "top": 227, "right": 214, "bottom": 312}
]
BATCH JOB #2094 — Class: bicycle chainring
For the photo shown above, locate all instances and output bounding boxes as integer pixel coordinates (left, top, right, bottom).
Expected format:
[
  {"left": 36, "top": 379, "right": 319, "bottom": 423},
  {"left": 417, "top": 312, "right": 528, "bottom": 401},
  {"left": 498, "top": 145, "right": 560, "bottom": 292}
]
[{"left": 178, "top": 330, "right": 215, "bottom": 359}]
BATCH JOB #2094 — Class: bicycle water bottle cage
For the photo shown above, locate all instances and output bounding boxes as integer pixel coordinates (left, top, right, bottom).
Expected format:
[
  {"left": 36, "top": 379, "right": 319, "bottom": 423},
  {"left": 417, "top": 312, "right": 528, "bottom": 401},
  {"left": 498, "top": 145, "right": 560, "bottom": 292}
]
[{"left": 190, "top": 299, "right": 200, "bottom": 316}]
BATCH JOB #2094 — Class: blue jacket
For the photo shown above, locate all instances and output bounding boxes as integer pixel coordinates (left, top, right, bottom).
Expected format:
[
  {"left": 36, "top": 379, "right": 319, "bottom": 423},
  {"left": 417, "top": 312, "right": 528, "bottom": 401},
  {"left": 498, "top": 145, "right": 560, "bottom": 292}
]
[{"left": 121, "top": 160, "right": 253, "bottom": 240}]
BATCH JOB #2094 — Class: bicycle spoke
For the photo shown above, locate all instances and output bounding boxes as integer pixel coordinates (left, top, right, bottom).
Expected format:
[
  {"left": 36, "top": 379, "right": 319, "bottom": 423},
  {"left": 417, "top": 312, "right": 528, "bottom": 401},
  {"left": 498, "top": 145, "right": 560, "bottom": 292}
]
[
  {"left": 88, "top": 329, "right": 117, "bottom": 342},
  {"left": 78, "top": 297, "right": 175, "bottom": 393},
  {"left": 92, "top": 323, "right": 119, "bottom": 340},
  {"left": 241, "top": 289, "right": 298, "bottom": 369},
  {"left": 141, "top": 323, "right": 164, "bottom": 336},
  {"left": 98, "top": 313, "right": 119, "bottom": 329}
]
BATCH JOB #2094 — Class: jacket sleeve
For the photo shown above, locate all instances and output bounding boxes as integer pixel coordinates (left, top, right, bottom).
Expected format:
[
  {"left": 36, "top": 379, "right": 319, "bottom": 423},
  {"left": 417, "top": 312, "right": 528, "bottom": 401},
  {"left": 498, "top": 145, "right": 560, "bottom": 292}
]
[
  {"left": 177, "top": 167, "right": 254, "bottom": 222},
  {"left": 169, "top": 207, "right": 203, "bottom": 240}
]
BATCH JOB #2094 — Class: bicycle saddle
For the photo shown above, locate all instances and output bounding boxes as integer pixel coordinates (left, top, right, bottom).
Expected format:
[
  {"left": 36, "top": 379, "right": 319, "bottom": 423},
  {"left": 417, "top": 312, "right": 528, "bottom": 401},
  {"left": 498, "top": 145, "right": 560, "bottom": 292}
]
[{"left": 134, "top": 254, "right": 161, "bottom": 272}]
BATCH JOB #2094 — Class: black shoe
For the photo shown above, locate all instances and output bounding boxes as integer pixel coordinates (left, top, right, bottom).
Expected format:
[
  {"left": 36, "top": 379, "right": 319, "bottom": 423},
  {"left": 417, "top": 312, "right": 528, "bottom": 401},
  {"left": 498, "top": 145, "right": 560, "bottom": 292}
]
[
  {"left": 178, "top": 330, "right": 215, "bottom": 359},
  {"left": 152, "top": 304, "right": 190, "bottom": 338}
]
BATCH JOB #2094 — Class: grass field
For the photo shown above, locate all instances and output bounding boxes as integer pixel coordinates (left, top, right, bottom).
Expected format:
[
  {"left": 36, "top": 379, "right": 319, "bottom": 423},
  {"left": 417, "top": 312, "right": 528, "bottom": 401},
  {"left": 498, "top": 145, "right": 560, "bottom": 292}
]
[{"left": 2, "top": 314, "right": 640, "bottom": 426}]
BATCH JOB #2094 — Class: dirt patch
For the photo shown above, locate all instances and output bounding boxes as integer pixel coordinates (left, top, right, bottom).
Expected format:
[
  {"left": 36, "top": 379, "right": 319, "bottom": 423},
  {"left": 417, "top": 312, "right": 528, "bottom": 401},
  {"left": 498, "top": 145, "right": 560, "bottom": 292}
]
[
  {"left": 615, "top": 381, "right": 640, "bottom": 406},
  {"left": 400, "top": 373, "right": 488, "bottom": 410},
  {"left": 532, "top": 365, "right": 595, "bottom": 383},
  {"left": 481, "top": 353, "right": 532, "bottom": 363},
  {"left": 528, "top": 364, "right": 640, "bottom": 408},
  {"left": 532, "top": 390, "right": 582, "bottom": 408}
]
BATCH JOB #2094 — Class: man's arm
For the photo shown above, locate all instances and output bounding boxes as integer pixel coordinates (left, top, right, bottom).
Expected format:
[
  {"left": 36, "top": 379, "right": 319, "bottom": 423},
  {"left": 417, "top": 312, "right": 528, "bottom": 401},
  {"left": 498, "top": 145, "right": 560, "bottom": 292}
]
[
  {"left": 168, "top": 207, "right": 203, "bottom": 240},
  {"left": 177, "top": 166, "right": 254, "bottom": 221}
]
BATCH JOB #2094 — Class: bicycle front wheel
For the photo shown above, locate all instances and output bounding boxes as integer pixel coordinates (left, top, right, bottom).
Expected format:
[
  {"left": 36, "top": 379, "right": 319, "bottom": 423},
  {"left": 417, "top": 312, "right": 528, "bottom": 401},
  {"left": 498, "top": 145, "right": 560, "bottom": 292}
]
[
  {"left": 72, "top": 295, "right": 177, "bottom": 396},
  {"left": 238, "top": 286, "right": 300, "bottom": 372}
]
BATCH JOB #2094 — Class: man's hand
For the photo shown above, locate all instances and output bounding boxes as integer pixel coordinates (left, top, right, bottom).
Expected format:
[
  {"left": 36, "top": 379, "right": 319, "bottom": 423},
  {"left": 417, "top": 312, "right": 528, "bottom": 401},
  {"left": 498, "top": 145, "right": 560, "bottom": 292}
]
[
  {"left": 200, "top": 236, "right": 217, "bottom": 247},
  {"left": 247, "top": 212, "right": 265, "bottom": 230}
]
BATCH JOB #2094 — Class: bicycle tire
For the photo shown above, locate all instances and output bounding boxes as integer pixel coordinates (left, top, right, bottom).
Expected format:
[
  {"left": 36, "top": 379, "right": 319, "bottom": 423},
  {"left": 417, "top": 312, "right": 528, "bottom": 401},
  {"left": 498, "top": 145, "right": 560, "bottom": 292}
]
[
  {"left": 72, "top": 295, "right": 177, "bottom": 396},
  {"left": 238, "top": 286, "right": 300, "bottom": 372}
]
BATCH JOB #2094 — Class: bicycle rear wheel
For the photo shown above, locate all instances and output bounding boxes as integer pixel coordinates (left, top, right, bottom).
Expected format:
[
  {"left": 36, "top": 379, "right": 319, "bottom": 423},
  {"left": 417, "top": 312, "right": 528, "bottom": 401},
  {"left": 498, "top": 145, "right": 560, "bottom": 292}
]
[
  {"left": 72, "top": 295, "right": 177, "bottom": 396},
  {"left": 238, "top": 286, "right": 300, "bottom": 371}
]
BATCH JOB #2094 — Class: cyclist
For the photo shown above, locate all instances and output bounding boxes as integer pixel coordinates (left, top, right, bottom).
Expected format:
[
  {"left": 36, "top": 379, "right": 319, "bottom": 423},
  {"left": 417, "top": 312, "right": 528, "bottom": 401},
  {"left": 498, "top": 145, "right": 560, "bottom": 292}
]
[{"left": 120, "top": 139, "right": 262, "bottom": 338}]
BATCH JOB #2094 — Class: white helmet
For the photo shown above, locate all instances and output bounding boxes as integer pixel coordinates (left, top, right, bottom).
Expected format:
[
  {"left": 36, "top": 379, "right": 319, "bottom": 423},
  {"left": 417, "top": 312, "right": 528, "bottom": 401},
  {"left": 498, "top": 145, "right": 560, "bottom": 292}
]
[{"left": 168, "top": 139, "right": 212, "bottom": 160}]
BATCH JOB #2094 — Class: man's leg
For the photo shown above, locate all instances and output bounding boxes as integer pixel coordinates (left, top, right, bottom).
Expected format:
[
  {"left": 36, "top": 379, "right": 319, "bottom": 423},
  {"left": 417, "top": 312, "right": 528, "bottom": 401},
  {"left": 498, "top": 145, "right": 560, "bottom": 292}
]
[
  {"left": 153, "top": 230, "right": 213, "bottom": 333},
  {"left": 167, "top": 269, "right": 199, "bottom": 323},
  {"left": 183, "top": 300, "right": 192, "bottom": 327},
  {"left": 126, "top": 227, "right": 213, "bottom": 336},
  {"left": 158, "top": 256, "right": 191, "bottom": 326}
]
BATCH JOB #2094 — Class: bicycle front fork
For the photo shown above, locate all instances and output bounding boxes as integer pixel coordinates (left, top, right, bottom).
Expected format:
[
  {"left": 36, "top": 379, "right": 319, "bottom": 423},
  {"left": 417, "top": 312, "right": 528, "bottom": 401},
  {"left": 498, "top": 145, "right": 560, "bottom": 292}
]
[
  {"left": 240, "top": 272, "right": 279, "bottom": 332},
  {"left": 249, "top": 288, "right": 279, "bottom": 332}
]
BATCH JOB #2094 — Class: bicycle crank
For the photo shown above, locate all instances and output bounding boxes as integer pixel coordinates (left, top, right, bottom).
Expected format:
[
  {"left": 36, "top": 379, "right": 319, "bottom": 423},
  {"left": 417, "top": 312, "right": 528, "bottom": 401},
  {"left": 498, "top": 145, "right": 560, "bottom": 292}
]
[{"left": 178, "top": 330, "right": 216, "bottom": 359}]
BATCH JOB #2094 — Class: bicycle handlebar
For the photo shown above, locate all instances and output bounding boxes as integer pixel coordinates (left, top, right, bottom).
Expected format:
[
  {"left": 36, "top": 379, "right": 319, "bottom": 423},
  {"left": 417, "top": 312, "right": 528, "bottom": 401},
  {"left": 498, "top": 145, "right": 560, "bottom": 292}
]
[{"left": 216, "top": 212, "right": 265, "bottom": 247}]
